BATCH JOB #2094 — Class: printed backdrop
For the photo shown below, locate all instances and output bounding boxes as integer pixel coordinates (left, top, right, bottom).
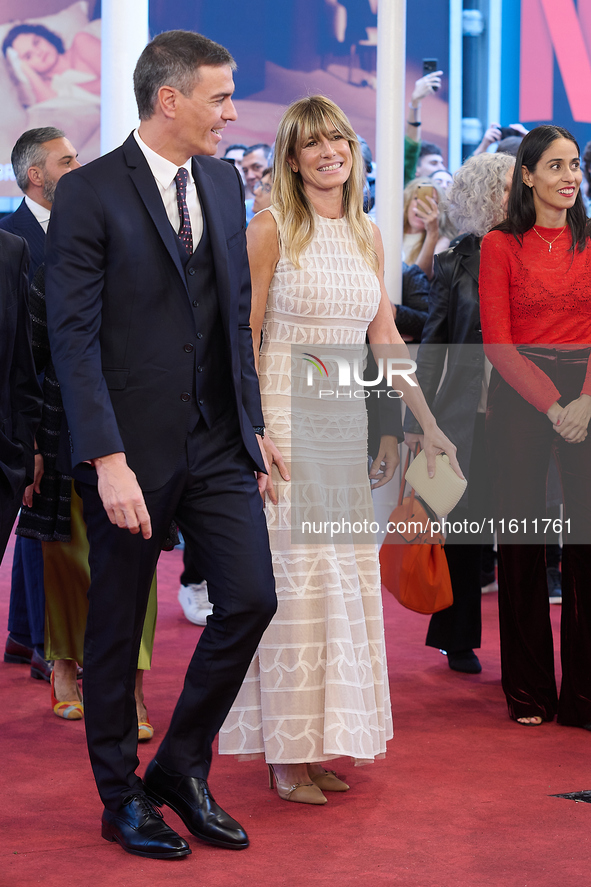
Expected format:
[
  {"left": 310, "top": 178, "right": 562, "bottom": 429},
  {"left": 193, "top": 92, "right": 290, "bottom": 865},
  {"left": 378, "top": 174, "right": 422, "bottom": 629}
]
[{"left": 0, "top": 0, "right": 101, "bottom": 197}]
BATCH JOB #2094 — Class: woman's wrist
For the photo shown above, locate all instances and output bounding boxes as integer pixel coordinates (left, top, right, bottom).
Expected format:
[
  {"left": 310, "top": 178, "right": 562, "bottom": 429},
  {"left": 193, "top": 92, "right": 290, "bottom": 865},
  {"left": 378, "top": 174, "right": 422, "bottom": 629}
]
[
  {"left": 546, "top": 401, "right": 561, "bottom": 424},
  {"left": 407, "top": 103, "right": 421, "bottom": 126},
  {"left": 406, "top": 401, "right": 436, "bottom": 433},
  {"left": 422, "top": 226, "right": 439, "bottom": 243}
]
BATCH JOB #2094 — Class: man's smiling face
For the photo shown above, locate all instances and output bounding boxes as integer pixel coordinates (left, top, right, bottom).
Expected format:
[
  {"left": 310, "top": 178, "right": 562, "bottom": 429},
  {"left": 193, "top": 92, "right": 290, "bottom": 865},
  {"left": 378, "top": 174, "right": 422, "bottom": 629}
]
[{"left": 174, "top": 64, "right": 237, "bottom": 157}]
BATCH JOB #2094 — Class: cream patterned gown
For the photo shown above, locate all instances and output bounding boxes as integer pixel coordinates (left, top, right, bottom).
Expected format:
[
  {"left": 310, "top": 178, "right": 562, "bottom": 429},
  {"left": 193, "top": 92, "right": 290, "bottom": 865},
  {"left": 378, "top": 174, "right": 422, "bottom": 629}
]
[{"left": 219, "top": 208, "right": 393, "bottom": 764}]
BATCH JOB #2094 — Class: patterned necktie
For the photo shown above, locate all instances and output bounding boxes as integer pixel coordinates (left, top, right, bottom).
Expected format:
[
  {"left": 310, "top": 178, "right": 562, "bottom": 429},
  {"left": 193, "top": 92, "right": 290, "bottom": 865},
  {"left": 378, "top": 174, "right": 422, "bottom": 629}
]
[{"left": 174, "top": 167, "right": 193, "bottom": 255}]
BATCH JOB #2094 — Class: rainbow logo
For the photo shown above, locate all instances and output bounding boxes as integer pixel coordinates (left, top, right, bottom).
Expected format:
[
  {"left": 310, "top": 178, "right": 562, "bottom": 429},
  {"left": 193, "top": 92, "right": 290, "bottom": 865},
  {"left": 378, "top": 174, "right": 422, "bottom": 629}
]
[{"left": 302, "top": 353, "right": 328, "bottom": 379}]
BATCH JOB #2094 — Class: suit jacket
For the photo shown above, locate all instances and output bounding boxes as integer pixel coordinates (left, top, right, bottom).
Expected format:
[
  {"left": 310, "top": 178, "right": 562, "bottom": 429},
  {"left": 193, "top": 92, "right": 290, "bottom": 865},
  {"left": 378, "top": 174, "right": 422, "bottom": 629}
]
[
  {"left": 0, "top": 229, "right": 42, "bottom": 496},
  {"left": 404, "top": 233, "right": 485, "bottom": 492},
  {"left": 45, "top": 134, "right": 264, "bottom": 491},
  {"left": 0, "top": 199, "right": 45, "bottom": 282}
]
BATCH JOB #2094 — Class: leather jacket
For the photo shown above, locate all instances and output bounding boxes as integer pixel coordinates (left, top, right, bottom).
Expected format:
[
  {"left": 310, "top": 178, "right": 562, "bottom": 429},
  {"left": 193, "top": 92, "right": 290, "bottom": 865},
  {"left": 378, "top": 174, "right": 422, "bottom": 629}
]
[
  {"left": 396, "top": 262, "right": 429, "bottom": 343},
  {"left": 404, "top": 234, "right": 485, "bottom": 489}
]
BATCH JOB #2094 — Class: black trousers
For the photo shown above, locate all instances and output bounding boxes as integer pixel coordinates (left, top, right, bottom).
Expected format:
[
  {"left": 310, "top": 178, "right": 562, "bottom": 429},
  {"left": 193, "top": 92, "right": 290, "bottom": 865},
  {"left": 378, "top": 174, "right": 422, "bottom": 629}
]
[
  {"left": 78, "top": 410, "right": 276, "bottom": 810},
  {"left": 487, "top": 350, "right": 591, "bottom": 725},
  {"left": 180, "top": 541, "right": 203, "bottom": 586},
  {"left": 0, "top": 478, "right": 25, "bottom": 566},
  {"left": 426, "top": 414, "right": 489, "bottom": 654}
]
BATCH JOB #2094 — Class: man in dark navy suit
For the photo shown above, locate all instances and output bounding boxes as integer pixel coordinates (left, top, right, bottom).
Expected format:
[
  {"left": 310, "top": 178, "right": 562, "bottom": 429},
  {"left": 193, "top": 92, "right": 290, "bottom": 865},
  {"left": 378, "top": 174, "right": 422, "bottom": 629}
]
[
  {"left": 45, "top": 31, "right": 276, "bottom": 860},
  {"left": 0, "top": 127, "right": 80, "bottom": 281},
  {"left": 0, "top": 230, "right": 41, "bottom": 563},
  {"left": 2, "top": 128, "right": 79, "bottom": 681}
]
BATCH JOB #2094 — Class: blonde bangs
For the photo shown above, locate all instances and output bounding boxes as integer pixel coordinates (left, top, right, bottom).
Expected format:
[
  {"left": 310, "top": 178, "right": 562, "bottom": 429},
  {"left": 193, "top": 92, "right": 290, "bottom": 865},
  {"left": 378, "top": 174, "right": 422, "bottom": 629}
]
[{"left": 271, "top": 95, "right": 378, "bottom": 273}]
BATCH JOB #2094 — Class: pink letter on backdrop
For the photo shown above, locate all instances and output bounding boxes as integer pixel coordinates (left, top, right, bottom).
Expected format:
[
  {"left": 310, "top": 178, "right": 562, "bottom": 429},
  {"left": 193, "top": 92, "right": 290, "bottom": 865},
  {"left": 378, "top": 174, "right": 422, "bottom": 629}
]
[
  {"left": 580, "top": 0, "right": 591, "bottom": 56},
  {"left": 520, "top": 0, "right": 553, "bottom": 121},
  {"left": 521, "top": 0, "right": 591, "bottom": 123}
]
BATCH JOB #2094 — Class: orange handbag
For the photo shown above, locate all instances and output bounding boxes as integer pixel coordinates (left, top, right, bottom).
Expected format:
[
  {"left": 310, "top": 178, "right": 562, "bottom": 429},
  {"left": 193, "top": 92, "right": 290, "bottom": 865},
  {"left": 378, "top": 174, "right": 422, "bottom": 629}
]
[{"left": 379, "top": 447, "right": 453, "bottom": 614}]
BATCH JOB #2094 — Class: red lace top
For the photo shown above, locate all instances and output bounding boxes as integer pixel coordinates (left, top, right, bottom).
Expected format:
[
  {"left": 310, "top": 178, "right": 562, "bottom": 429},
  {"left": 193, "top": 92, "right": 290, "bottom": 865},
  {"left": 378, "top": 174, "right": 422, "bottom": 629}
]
[{"left": 479, "top": 227, "right": 591, "bottom": 412}]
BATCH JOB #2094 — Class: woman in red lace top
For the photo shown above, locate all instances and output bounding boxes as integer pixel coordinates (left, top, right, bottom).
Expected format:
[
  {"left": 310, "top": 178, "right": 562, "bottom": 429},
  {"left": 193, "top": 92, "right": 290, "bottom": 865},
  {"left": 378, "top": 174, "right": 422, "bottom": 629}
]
[{"left": 479, "top": 125, "right": 591, "bottom": 728}]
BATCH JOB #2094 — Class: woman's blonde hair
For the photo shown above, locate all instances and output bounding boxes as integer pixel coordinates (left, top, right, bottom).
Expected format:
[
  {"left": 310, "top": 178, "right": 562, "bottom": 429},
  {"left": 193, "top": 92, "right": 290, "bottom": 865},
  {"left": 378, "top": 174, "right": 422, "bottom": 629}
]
[
  {"left": 402, "top": 177, "right": 456, "bottom": 264},
  {"left": 447, "top": 152, "right": 515, "bottom": 236},
  {"left": 271, "top": 95, "right": 378, "bottom": 272}
]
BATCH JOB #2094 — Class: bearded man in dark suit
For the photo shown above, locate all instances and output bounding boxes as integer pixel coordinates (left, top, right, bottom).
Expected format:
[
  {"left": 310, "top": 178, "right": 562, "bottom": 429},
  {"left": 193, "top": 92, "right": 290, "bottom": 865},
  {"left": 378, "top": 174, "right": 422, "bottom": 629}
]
[
  {"left": 0, "top": 127, "right": 80, "bottom": 281},
  {"left": 1, "top": 127, "right": 79, "bottom": 681},
  {"left": 45, "top": 30, "right": 277, "bottom": 860},
  {"left": 0, "top": 230, "right": 41, "bottom": 563}
]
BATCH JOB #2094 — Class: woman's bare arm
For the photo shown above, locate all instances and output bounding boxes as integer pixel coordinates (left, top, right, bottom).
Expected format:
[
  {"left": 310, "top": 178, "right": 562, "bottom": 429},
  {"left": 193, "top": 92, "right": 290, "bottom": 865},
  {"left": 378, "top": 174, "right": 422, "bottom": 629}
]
[
  {"left": 246, "top": 209, "right": 280, "bottom": 371},
  {"left": 246, "top": 209, "right": 289, "bottom": 500}
]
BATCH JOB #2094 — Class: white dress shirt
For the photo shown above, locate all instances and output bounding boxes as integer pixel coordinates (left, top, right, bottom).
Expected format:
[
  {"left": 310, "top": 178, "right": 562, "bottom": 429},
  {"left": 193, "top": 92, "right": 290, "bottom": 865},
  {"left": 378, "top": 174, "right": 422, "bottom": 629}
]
[
  {"left": 24, "top": 195, "right": 51, "bottom": 233},
  {"left": 133, "top": 129, "right": 203, "bottom": 249}
]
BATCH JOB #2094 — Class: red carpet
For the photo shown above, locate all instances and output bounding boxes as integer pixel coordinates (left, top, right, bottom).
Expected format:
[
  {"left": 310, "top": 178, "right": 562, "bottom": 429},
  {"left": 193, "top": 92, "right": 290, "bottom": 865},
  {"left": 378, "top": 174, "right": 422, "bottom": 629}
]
[{"left": 1, "top": 532, "right": 590, "bottom": 887}]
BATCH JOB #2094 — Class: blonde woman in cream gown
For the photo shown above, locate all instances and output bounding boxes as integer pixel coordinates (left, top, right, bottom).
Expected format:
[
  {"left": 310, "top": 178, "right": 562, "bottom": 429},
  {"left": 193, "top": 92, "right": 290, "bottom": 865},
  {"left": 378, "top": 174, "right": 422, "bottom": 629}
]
[{"left": 219, "top": 97, "right": 461, "bottom": 804}]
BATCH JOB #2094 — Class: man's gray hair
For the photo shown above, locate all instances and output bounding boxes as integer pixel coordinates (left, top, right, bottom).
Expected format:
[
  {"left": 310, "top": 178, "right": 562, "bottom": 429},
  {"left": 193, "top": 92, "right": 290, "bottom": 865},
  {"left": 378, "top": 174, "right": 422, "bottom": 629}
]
[
  {"left": 11, "top": 127, "right": 65, "bottom": 192},
  {"left": 133, "top": 30, "right": 236, "bottom": 121}
]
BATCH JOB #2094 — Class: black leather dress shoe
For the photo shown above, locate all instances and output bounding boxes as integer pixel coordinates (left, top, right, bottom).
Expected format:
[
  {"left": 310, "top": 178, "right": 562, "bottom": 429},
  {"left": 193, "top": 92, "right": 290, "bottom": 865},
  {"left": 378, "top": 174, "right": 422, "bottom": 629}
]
[
  {"left": 4, "top": 636, "right": 34, "bottom": 664},
  {"left": 101, "top": 794, "right": 191, "bottom": 859},
  {"left": 30, "top": 649, "right": 54, "bottom": 682},
  {"left": 144, "top": 759, "right": 249, "bottom": 850}
]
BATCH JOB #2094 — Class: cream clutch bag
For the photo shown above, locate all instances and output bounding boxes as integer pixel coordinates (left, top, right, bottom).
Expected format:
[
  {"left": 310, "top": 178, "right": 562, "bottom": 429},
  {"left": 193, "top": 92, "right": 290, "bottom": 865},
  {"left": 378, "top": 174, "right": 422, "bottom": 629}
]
[{"left": 404, "top": 449, "right": 467, "bottom": 517}]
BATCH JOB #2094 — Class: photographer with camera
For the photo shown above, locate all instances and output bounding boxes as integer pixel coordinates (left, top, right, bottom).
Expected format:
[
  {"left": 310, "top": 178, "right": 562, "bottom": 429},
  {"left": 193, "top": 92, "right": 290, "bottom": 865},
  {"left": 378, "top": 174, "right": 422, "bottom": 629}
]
[{"left": 473, "top": 122, "right": 529, "bottom": 157}]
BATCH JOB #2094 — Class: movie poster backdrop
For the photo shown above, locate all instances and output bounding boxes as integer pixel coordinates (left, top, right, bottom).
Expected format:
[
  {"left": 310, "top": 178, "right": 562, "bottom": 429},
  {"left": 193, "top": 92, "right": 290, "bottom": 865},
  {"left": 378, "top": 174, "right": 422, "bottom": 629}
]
[{"left": 0, "top": 0, "right": 101, "bottom": 198}]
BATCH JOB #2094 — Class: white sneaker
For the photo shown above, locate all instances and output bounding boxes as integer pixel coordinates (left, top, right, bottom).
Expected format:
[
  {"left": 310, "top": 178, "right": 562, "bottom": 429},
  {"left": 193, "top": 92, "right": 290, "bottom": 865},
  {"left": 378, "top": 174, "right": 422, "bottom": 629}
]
[{"left": 178, "top": 582, "right": 212, "bottom": 626}]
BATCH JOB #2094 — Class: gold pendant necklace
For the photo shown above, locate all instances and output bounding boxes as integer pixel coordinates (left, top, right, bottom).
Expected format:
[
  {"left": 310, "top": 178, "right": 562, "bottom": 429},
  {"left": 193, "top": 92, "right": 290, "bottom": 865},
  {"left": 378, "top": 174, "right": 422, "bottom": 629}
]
[{"left": 532, "top": 225, "right": 567, "bottom": 252}]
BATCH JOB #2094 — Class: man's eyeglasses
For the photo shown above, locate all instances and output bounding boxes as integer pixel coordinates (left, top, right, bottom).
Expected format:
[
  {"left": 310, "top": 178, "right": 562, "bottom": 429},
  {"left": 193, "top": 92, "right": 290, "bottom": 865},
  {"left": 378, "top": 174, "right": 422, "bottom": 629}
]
[{"left": 253, "top": 180, "right": 272, "bottom": 193}]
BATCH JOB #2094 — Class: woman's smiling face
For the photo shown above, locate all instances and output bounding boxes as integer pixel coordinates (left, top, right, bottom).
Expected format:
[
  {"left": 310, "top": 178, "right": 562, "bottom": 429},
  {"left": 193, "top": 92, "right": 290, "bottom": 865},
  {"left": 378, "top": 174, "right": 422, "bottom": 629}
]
[
  {"left": 292, "top": 128, "right": 353, "bottom": 196},
  {"left": 522, "top": 137, "right": 582, "bottom": 219}
]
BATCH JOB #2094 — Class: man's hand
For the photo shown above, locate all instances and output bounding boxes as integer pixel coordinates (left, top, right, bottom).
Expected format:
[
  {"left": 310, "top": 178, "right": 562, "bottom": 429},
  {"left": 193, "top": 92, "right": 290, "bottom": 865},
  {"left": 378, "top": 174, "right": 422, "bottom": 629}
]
[
  {"left": 369, "top": 435, "right": 400, "bottom": 489},
  {"left": 482, "top": 123, "right": 502, "bottom": 147},
  {"left": 473, "top": 123, "right": 502, "bottom": 156},
  {"left": 256, "top": 434, "right": 290, "bottom": 504},
  {"left": 93, "top": 452, "right": 152, "bottom": 538},
  {"left": 507, "top": 122, "right": 529, "bottom": 136},
  {"left": 411, "top": 71, "right": 443, "bottom": 105}
]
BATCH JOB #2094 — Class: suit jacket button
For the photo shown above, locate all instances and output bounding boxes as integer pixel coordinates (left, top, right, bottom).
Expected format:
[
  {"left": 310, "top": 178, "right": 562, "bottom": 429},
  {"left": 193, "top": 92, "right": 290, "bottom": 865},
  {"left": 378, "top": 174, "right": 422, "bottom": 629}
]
[
  {"left": 196, "top": 332, "right": 203, "bottom": 339},
  {"left": 184, "top": 343, "right": 194, "bottom": 353},
  {"left": 192, "top": 300, "right": 199, "bottom": 307},
  {"left": 197, "top": 365, "right": 203, "bottom": 373},
  {"left": 188, "top": 268, "right": 196, "bottom": 276},
  {"left": 198, "top": 399, "right": 204, "bottom": 405},
  {"left": 181, "top": 392, "right": 191, "bottom": 402}
]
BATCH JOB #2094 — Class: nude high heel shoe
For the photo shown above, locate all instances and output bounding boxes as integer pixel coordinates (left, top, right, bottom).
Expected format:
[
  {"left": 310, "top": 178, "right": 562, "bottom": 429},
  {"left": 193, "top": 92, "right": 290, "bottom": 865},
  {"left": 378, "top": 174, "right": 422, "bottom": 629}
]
[
  {"left": 268, "top": 765, "right": 327, "bottom": 805},
  {"left": 309, "top": 767, "right": 349, "bottom": 792}
]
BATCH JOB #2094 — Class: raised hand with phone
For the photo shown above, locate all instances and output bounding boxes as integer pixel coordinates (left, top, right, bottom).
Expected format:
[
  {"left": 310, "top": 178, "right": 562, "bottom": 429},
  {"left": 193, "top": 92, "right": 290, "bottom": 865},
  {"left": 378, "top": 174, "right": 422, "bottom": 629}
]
[
  {"left": 407, "top": 62, "right": 444, "bottom": 142},
  {"left": 403, "top": 178, "right": 455, "bottom": 279}
]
